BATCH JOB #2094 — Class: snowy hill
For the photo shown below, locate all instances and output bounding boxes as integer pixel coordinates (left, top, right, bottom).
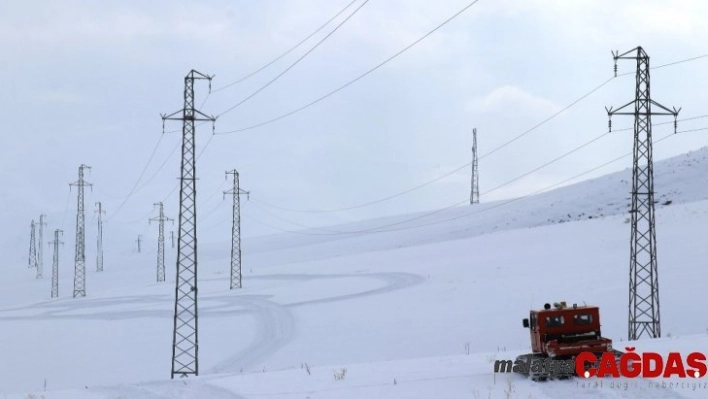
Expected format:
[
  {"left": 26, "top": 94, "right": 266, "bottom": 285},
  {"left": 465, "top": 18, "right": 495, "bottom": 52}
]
[
  {"left": 240, "top": 146, "right": 708, "bottom": 267},
  {"left": 2, "top": 147, "right": 708, "bottom": 398}
]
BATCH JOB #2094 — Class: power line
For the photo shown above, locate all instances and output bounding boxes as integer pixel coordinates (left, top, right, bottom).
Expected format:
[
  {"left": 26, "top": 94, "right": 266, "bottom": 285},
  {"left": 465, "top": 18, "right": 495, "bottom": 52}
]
[
  {"left": 59, "top": 189, "right": 72, "bottom": 231},
  {"left": 214, "top": 0, "right": 483, "bottom": 135},
  {"left": 247, "top": 126, "right": 705, "bottom": 236},
  {"left": 134, "top": 139, "right": 181, "bottom": 193},
  {"left": 351, "top": 127, "right": 702, "bottom": 235},
  {"left": 216, "top": 0, "right": 370, "bottom": 118},
  {"left": 250, "top": 162, "right": 471, "bottom": 213},
  {"left": 482, "top": 131, "right": 610, "bottom": 195},
  {"left": 200, "top": 197, "right": 226, "bottom": 222},
  {"left": 246, "top": 112, "right": 707, "bottom": 215},
  {"left": 114, "top": 132, "right": 217, "bottom": 225},
  {"left": 106, "top": 45, "right": 708, "bottom": 225},
  {"left": 479, "top": 77, "right": 614, "bottom": 161},
  {"left": 107, "top": 134, "right": 164, "bottom": 222},
  {"left": 341, "top": 131, "right": 614, "bottom": 234},
  {"left": 226, "top": 51, "right": 708, "bottom": 213},
  {"left": 107, "top": 48, "right": 708, "bottom": 227},
  {"left": 250, "top": 200, "right": 350, "bottom": 233},
  {"left": 212, "top": 0, "right": 361, "bottom": 94},
  {"left": 246, "top": 127, "right": 615, "bottom": 235},
  {"left": 652, "top": 53, "right": 708, "bottom": 71},
  {"left": 162, "top": 133, "right": 216, "bottom": 203}
]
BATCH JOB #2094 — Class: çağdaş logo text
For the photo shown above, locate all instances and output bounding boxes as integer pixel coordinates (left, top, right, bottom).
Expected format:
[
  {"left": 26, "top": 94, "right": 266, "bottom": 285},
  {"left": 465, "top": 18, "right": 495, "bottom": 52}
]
[{"left": 494, "top": 348, "right": 707, "bottom": 379}]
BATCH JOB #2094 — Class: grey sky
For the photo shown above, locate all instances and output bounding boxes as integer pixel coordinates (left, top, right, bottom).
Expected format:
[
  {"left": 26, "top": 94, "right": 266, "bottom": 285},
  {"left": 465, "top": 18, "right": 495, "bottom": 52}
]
[{"left": 2, "top": 0, "right": 707, "bottom": 260}]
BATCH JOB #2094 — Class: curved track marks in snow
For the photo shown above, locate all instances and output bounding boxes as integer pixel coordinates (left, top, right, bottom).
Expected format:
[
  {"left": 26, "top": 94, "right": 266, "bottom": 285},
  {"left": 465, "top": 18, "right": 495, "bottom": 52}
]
[
  {"left": 207, "top": 294, "right": 296, "bottom": 374},
  {"left": 206, "top": 272, "right": 424, "bottom": 374},
  {"left": 0, "top": 272, "right": 424, "bottom": 378},
  {"left": 94, "top": 380, "right": 245, "bottom": 399},
  {"left": 0, "top": 273, "right": 422, "bottom": 322}
]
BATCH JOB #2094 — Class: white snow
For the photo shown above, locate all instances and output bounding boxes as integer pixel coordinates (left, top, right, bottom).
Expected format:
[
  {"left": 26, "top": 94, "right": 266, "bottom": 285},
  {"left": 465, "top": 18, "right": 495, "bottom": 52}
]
[{"left": 2, "top": 147, "right": 708, "bottom": 398}]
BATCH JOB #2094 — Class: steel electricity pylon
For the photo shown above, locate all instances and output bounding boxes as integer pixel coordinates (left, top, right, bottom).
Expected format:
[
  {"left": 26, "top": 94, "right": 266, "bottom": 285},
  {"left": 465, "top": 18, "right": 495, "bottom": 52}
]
[
  {"left": 28, "top": 220, "right": 38, "bottom": 269},
  {"left": 37, "top": 214, "right": 46, "bottom": 278},
  {"left": 95, "top": 202, "right": 105, "bottom": 272},
  {"left": 150, "top": 202, "right": 174, "bottom": 282},
  {"left": 224, "top": 170, "right": 249, "bottom": 290},
  {"left": 50, "top": 230, "right": 64, "bottom": 298},
  {"left": 470, "top": 127, "right": 479, "bottom": 204},
  {"left": 136, "top": 235, "right": 143, "bottom": 253},
  {"left": 70, "top": 164, "right": 92, "bottom": 297},
  {"left": 161, "top": 70, "right": 216, "bottom": 379},
  {"left": 606, "top": 46, "right": 680, "bottom": 340}
]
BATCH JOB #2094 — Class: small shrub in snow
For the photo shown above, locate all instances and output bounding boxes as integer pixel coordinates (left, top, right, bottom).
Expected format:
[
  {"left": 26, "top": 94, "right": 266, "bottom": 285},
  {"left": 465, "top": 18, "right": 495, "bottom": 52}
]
[
  {"left": 301, "top": 363, "right": 311, "bottom": 375},
  {"left": 333, "top": 368, "right": 347, "bottom": 380},
  {"left": 504, "top": 378, "right": 515, "bottom": 399}
]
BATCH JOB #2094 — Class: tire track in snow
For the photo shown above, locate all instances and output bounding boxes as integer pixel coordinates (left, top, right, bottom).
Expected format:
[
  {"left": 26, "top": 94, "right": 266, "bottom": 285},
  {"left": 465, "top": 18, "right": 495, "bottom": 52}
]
[
  {"left": 208, "top": 294, "right": 296, "bottom": 374},
  {"left": 206, "top": 272, "right": 424, "bottom": 374},
  {"left": 0, "top": 273, "right": 423, "bottom": 322},
  {"left": 0, "top": 272, "right": 424, "bottom": 379},
  {"left": 94, "top": 379, "right": 245, "bottom": 399}
]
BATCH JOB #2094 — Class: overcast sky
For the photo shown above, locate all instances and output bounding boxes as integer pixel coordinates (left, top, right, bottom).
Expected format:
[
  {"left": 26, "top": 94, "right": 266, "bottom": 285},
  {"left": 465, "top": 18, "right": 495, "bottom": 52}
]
[{"left": 2, "top": 0, "right": 708, "bottom": 259}]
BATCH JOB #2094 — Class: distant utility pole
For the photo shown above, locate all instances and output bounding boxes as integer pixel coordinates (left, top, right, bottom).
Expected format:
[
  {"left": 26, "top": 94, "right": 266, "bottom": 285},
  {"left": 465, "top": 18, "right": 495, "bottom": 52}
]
[
  {"left": 28, "top": 220, "right": 38, "bottom": 269},
  {"left": 50, "top": 230, "right": 64, "bottom": 298},
  {"left": 37, "top": 214, "right": 46, "bottom": 278},
  {"left": 170, "top": 231, "right": 175, "bottom": 249},
  {"left": 470, "top": 127, "right": 480, "bottom": 205},
  {"left": 70, "top": 164, "right": 92, "bottom": 298},
  {"left": 95, "top": 202, "right": 105, "bottom": 272},
  {"left": 136, "top": 235, "right": 143, "bottom": 253},
  {"left": 606, "top": 46, "right": 680, "bottom": 341},
  {"left": 150, "top": 202, "right": 174, "bottom": 282},
  {"left": 161, "top": 70, "right": 216, "bottom": 379},
  {"left": 224, "top": 170, "right": 249, "bottom": 290}
]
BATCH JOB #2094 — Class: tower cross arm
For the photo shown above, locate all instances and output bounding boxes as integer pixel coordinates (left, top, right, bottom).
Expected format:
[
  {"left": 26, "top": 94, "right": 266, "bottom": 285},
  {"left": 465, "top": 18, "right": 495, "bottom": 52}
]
[
  {"left": 223, "top": 188, "right": 250, "bottom": 199},
  {"left": 612, "top": 47, "right": 643, "bottom": 60},
  {"left": 606, "top": 99, "right": 637, "bottom": 116},
  {"left": 650, "top": 100, "right": 681, "bottom": 116},
  {"left": 160, "top": 109, "right": 216, "bottom": 122},
  {"left": 189, "top": 70, "right": 214, "bottom": 81}
]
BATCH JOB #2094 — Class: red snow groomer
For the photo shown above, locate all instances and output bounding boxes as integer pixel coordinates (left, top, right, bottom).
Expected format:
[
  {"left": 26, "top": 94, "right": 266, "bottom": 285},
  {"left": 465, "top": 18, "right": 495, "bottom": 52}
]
[{"left": 516, "top": 301, "right": 621, "bottom": 380}]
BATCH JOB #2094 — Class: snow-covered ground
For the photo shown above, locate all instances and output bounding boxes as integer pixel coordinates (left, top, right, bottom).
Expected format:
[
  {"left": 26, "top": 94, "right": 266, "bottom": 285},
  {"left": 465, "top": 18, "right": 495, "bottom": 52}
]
[{"left": 3, "top": 147, "right": 708, "bottom": 398}]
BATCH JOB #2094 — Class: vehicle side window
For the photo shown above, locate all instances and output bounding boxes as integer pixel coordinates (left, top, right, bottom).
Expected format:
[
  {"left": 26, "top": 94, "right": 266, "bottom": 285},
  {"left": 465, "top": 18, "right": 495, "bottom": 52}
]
[
  {"left": 573, "top": 313, "right": 593, "bottom": 325},
  {"left": 545, "top": 315, "right": 564, "bottom": 327},
  {"left": 530, "top": 313, "right": 537, "bottom": 328}
]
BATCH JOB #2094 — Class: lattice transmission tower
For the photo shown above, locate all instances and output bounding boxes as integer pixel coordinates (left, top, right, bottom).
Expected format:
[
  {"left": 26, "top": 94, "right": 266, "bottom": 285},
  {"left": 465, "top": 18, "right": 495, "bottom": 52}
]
[
  {"left": 95, "top": 202, "right": 105, "bottom": 272},
  {"left": 606, "top": 46, "right": 680, "bottom": 340},
  {"left": 50, "top": 229, "right": 64, "bottom": 298},
  {"left": 224, "top": 170, "right": 249, "bottom": 290},
  {"left": 150, "top": 202, "right": 173, "bottom": 282},
  {"left": 37, "top": 214, "right": 46, "bottom": 278},
  {"left": 470, "top": 127, "right": 479, "bottom": 204},
  {"left": 161, "top": 70, "right": 216, "bottom": 378},
  {"left": 28, "top": 220, "right": 38, "bottom": 269},
  {"left": 70, "top": 164, "right": 92, "bottom": 297}
]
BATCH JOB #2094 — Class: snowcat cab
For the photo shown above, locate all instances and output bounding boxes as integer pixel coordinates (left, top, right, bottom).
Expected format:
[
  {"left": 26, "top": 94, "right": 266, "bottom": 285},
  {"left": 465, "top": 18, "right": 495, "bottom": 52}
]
[
  {"left": 515, "top": 301, "right": 621, "bottom": 380},
  {"left": 522, "top": 301, "right": 612, "bottom": 357}
]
